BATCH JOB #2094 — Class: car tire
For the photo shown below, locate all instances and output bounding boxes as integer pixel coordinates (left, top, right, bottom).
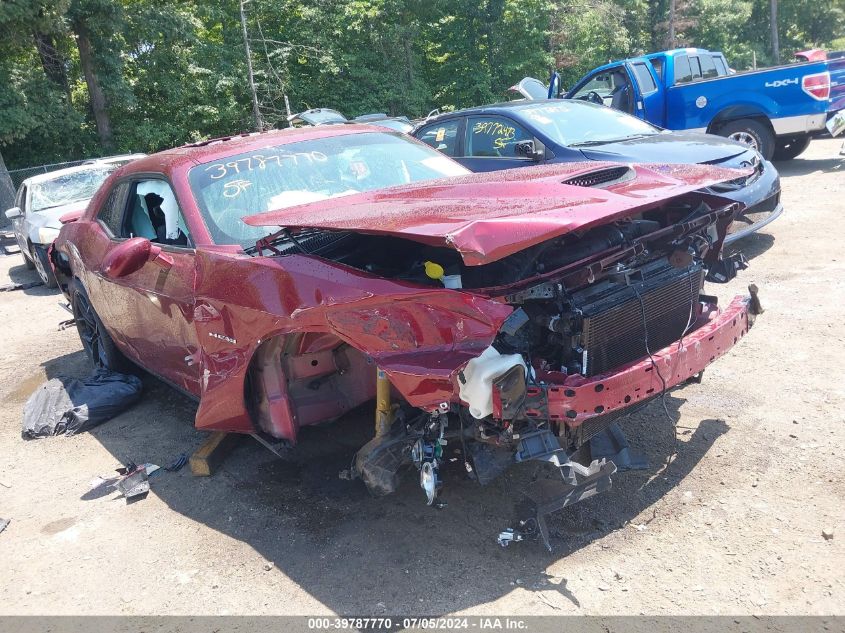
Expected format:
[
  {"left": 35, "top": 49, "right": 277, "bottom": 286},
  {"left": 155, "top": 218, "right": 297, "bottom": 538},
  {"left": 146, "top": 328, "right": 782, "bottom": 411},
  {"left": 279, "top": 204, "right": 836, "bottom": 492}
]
[
  {"left": 772, "top": 135, "right": 812, "bottom": 161},
  {"left": 22, "top": 250, "right": 35, "bottom": 270},
  {"left": 717, "top": 119, "right": 775, "bottom": 161},
  {"left": 31, "top": 244, "right": 58, "bottom": 288},
  {"left": 70, "top": 279, "right": 132, "bottom": 372}
]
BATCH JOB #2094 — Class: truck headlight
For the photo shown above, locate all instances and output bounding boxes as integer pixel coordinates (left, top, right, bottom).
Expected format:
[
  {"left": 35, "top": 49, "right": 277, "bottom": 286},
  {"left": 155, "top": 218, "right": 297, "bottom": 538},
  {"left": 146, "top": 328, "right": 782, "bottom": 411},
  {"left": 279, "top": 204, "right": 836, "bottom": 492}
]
[{"left": 37, "top": 227, "right": 61, "bottom": 244}]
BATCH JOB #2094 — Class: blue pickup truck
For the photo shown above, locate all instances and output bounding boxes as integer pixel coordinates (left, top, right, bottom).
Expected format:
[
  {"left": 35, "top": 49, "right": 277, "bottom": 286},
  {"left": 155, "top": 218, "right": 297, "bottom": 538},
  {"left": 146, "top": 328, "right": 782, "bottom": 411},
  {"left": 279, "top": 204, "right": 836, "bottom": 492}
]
[{"left": 543, "top": 48, "right": 845, "bottom": 160}]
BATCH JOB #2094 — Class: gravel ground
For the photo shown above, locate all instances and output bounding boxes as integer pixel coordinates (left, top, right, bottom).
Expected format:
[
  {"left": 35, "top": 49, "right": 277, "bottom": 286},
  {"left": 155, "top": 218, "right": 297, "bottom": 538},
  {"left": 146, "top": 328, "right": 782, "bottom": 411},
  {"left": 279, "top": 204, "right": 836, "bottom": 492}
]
[{"left": 0, "top": 139, "right": 842, "bottom": 616}]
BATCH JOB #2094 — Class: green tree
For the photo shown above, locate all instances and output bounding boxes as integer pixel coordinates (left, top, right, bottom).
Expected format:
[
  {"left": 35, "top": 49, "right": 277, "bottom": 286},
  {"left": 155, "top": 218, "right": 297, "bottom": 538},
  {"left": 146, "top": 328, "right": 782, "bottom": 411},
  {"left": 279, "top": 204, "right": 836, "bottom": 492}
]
[{"left": 2, "top": 0, "right": 843, "bottom": 173}]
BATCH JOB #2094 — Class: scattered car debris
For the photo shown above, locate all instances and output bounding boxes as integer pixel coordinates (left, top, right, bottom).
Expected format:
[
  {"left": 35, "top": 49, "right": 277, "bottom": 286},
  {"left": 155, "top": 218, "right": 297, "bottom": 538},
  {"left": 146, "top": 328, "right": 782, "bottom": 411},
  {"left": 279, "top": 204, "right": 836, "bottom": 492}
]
[
  {"left": 0, "top": 518, "right": 9, "bottom": 535},
  {"left": 263, "top": 561, "right": 275, "bottom": 571},
  {"left": 114, "top": 463, "right": 150, "bottom": 500},
  {"left": 497, "top": 519, "right": 538, "bottom": 547},
  {"left": 21, "top": 369, "right": 142, "bottom": 439},
  {"left": 87, "top": 475, "right": 121, "bottom": 499},
  {"left": 164, "top": 453, "right": 188, "bottom": 472},
  {"left": 822, "top": 528, "right": 834, "bottom": 540},
  {"left": 497, "top": 528, "right": 525, "bottom": 547},
  {"left": 86, "top": 461, "right": 169, "bottom": 501},
  {"left": 0, "top": 280, "right": 44, "bottom": 292}
]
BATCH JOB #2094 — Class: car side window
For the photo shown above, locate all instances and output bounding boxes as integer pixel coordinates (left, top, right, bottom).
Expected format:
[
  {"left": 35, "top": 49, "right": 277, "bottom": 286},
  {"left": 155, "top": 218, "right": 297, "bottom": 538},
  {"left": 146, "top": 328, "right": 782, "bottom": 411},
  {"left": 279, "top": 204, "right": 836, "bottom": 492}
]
[
  {"left": 700, "top": 54, "right": 718, "bottom": 79},
  {"left": 631, "top": 63, "right": 657, "bottom": 93},
  {"left": 122, "top": 179, "right": 192, "bottom": 248},
  {"left": 465, "top": 116, "right": 532, "bottom": 158},
  {"left": 416, "top": 120, "right": 461, "bottom": 156},
  {"left": 674, "top": 55, "right": 692, "bottom": 84},
  {"left": 689, "top": 56, "right": 703, "bottom": 81},
  {"left": 650, "top": 58, "right": 665, "bottom": 82},
  {"left": 712, "top": 55, "right": 728, "bottom": 76},
  {"left": 96, "top": 182, "right": 130, "bottom": 236},
  {"left": 572, "top": 71, "right": 614, "bottom": 100}
]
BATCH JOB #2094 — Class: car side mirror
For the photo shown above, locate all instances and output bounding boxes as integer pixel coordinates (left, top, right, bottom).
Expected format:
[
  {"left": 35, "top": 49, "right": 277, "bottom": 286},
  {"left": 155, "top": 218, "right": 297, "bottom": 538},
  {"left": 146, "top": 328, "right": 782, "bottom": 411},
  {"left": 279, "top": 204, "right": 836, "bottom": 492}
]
[
  {"left": 102, "top": 237, "right": 172, "bottom": 279},
  {"left": 515, "top": 139, "right": 545, "bottom": 162},
  {"left": 5, "top": 207, "right": 22, "bottom": 220}
]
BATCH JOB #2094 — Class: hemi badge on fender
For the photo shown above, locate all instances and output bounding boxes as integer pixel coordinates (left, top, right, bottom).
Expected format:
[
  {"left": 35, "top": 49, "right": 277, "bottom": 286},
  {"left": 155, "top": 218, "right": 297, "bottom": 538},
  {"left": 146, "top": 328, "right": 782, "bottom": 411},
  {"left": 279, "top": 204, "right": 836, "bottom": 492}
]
[{"left": 209, "top": 332, "right": 236, "bottom": 344}]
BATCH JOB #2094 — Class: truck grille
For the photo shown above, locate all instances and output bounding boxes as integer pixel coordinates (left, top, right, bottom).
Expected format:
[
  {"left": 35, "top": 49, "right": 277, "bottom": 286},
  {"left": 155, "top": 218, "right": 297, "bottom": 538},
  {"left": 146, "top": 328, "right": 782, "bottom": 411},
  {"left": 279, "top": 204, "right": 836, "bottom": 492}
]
[{"left": 576, "top": 262, "right": 703, "bottom": 377}]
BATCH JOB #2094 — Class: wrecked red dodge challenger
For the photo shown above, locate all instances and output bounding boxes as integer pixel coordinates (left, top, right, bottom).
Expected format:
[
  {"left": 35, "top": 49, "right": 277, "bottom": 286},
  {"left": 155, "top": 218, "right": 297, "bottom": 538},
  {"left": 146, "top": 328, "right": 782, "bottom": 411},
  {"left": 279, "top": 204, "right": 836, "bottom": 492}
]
[{"left": 51, "top": 126, "right": 762, "bottom": 547}]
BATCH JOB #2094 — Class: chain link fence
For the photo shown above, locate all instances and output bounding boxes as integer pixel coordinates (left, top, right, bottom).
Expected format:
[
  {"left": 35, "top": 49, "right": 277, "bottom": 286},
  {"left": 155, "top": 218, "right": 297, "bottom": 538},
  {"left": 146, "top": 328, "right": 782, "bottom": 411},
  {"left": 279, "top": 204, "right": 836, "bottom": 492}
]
[{"left": 7, "top": 158, "right": 95, "bottom": 190}]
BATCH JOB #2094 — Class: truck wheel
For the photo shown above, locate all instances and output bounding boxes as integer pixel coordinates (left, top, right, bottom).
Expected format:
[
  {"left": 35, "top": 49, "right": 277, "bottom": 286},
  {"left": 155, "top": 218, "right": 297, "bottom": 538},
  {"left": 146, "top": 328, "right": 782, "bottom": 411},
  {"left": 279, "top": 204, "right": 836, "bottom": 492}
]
[
  {"left": 772, "top": 135, "right": 811, "bottom": 161},
  {"left": 70, "top": 279, "right": 131, "bottom": 372},
  {"left": 718, "top": 119, "right": 775, "bottom": 160},
  {"left": 31, "top": 244, "right": 58, "bottom": 288}
]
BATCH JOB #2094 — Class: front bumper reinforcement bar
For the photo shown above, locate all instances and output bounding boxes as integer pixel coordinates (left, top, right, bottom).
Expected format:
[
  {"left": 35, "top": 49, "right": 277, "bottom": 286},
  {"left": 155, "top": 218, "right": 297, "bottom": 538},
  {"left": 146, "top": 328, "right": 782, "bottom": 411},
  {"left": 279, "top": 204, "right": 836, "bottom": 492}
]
[{"left": 523, "top": 289, "right": 760, "bottom": 427}]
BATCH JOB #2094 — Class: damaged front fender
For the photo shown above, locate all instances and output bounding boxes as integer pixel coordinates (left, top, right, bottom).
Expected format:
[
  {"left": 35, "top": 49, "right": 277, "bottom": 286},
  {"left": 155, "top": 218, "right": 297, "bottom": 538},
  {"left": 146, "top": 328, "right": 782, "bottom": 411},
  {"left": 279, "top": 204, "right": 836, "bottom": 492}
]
[{"left": 192, "top": 250, "right": 511, "bottom": 440}]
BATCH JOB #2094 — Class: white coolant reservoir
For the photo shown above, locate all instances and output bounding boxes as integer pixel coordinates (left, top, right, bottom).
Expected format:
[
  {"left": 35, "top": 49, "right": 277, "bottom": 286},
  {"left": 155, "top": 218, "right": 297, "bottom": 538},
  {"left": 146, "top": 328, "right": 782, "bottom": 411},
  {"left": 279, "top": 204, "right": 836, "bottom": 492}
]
[{"left": 458, "top": 346, "right": 527, "bottom": 420}]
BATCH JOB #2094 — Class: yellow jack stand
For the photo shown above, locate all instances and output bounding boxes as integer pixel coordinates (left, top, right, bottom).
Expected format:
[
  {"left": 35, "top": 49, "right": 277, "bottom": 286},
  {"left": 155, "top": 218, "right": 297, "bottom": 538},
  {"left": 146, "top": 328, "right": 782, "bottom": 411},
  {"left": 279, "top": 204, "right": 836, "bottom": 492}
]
[{"left": 375, "top": 368, "right": 394, "bottom": 438}]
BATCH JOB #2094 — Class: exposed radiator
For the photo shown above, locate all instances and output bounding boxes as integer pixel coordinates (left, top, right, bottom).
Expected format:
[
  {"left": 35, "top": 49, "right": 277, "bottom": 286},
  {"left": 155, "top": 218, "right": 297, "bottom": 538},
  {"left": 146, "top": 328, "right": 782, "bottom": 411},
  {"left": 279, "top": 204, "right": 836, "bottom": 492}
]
[{"left": 575, "top": 261, "right": 703, "bottom": 377}]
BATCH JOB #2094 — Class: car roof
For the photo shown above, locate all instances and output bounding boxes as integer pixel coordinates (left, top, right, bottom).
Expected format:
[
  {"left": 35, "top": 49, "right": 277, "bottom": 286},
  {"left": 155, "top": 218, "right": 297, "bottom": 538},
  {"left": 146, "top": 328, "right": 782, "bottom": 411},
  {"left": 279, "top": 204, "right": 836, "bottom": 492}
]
[
  {"left": 582, "top": 48, "right": 715, "bottom": 75},
  {"left": 91, "top": 153, "right": 147, "bottom": 164},
  {"left": 646, "top": 48, "right": 714, "bottom": 59},
  {"left": 121, "top": 124, "right": 386, "bottom": 175}
]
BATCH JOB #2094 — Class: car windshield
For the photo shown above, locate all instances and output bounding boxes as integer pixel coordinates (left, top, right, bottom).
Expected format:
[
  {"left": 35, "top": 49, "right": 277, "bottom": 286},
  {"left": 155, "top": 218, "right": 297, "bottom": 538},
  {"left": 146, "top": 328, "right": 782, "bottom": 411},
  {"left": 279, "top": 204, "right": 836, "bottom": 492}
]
[
  {"left": 29, "top": 166, "right": 116, "bottom": 213},
  {"left": 188, "top": 131, "right": 469, "bottom": 247},
  {"left": 514, "top": 101, "right": 660, "bottom": 146}
]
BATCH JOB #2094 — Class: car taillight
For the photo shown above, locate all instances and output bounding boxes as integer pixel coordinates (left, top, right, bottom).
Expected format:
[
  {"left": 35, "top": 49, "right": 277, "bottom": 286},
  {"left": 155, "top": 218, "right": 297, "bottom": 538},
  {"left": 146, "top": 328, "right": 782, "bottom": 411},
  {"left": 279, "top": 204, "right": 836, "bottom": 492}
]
[{"left": 802, "top": 71, "right": 831, "bottom": 100}]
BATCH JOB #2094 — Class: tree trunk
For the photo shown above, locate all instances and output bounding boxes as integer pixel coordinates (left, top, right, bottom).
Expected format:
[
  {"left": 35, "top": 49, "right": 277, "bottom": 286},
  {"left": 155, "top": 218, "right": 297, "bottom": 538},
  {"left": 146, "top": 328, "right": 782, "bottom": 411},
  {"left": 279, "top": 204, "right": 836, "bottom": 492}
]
[
  {"left": 770, "top": 0, "right": 780, "bottom": 64},
  {"left": 668, "top": 0, "right": 677, "bottom": 48},
  {"left": 0, "top": 149, "right": 17, "bottom": 228},
  {"left": 74, "top": 22, "right": 114, "bottom": 151},
  {"left": 33, "top": 32, "right": 71, "bottom": 100}
]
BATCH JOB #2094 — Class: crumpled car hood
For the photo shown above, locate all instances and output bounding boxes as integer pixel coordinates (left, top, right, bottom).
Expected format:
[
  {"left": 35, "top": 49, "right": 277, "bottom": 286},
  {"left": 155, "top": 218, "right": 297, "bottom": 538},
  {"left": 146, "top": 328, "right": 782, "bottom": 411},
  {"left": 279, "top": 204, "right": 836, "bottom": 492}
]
[{"left": 245, "top": 161, "right": 747, "bottom": 266}]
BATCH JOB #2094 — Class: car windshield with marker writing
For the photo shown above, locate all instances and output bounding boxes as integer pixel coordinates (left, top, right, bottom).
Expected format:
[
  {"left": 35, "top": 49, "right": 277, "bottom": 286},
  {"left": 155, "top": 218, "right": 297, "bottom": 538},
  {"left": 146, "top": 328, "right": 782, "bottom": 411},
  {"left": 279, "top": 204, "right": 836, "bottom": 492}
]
[
  {"left": 514, "top": 101, "right": 661, "bottom": 147},
  {"left": 187, "top": 131, "right": 469, "bottom": 248}
]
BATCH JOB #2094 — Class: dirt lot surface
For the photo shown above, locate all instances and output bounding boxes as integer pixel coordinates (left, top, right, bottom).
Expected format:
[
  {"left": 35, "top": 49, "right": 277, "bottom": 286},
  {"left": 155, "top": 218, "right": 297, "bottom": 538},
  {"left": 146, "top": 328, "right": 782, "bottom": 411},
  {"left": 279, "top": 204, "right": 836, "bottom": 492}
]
[{"left": 0, "top": 139, "right": 843, "bottom": 616}]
